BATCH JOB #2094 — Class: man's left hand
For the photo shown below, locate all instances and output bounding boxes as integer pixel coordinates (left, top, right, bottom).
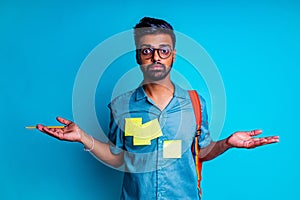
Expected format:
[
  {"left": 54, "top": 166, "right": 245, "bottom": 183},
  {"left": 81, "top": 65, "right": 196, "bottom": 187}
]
[{"left": 226, "top": 130, "right": 279, "bottom": 149}]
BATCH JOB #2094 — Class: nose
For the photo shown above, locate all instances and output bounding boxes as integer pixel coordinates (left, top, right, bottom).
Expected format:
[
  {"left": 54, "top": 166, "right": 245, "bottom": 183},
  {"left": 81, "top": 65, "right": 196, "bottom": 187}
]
[{"left": 152, "top": 49, "right": 161, "bottom": 62}]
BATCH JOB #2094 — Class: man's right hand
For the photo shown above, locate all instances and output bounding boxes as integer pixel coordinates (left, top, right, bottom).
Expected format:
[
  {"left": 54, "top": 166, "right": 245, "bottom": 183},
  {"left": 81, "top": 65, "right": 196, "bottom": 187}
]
[
  {"left": 36, "top": 116, "right": 84, "bottom": 143},
  {"left": 36, "top": 116, "right": 124, "bottom": 167}
]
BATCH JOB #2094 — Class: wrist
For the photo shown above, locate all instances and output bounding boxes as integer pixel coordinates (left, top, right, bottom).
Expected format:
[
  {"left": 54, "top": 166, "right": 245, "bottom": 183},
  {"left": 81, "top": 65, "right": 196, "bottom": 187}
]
[
  {"left": 81, "top": 133, "right": 93, "bottom": 147},
  {"left": 83, "top": 135, "right": 95, "bottom": 152},
  {"left": 225, "top": 136, "right": 234, "bottom": 149}
]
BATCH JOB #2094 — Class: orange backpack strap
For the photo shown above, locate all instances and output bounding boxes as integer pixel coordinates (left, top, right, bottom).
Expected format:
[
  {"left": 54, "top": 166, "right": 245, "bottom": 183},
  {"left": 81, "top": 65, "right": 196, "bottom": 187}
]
[{"left": 188, "top": 90, "right": 203, "bottom": 197}]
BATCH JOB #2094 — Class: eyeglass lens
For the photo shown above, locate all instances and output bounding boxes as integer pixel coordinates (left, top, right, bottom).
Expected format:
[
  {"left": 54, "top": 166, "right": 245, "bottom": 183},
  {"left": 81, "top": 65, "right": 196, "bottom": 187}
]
[{"left": 140, "top": 47, "right": 172, "bottom": 59}]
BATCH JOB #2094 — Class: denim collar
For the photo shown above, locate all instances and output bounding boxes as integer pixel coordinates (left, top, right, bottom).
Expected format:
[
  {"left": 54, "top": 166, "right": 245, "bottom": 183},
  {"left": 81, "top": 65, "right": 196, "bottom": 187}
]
[{"left": 135, "top": 83, "right": 189, "bottom": 101}]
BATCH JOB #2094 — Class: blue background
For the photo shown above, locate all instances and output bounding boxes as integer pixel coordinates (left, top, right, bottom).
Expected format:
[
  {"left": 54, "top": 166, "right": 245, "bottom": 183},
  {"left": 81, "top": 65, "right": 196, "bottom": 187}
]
[{"left": 1, "top": 0, "right": 299, "bottom": 199}]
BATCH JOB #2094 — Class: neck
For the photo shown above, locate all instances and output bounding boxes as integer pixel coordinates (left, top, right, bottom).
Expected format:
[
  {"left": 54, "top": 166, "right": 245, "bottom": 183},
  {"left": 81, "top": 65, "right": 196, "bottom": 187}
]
[
  {"left": 142, "top": 78, "right": 174, "bottom": 98},
  {"left": 142, "top": 78, "right": 175, "bottom": 110}
]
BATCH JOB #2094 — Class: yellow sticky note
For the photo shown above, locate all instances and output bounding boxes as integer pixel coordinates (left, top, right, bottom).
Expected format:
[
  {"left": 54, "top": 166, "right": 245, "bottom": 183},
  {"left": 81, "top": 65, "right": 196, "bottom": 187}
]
[
  {"left": 163, "top": 140, "right": 182, "bottom": 159},
  {"left": 133, "top": 137, "right": 151, "bottom": 146},
  {"left": 125, "top": 118, "right": 142, "bottom": 136},
  {"left": 124, "top": 118, "right": 163, "bottom": 146},
  {"left": 138, "top": 119, "right": 163, "bottom": 139}
]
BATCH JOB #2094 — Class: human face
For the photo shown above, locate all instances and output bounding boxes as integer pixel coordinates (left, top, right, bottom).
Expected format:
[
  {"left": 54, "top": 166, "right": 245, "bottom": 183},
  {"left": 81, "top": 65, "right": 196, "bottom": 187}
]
[{"left": 138, "top": 34, "right": 176, "bottom": 82}]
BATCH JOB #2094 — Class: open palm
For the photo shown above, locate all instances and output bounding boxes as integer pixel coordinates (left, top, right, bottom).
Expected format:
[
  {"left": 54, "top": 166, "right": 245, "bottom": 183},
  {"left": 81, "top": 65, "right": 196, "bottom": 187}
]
[
  {"left": 36, "top": 117, "right": 83, "bottom": 142},
  {"left": 227, "top": 130, "right": 279, "bottom": 149}
]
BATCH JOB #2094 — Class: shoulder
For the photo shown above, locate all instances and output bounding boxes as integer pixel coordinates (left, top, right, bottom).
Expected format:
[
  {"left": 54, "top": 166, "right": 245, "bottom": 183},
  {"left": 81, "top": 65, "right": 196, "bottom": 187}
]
[
  {"left": 185, "top": 89, "right": 208, "bottom": 114},
  {"left": 108, "top": 88, "right": 137, "bottom": 114},
  {"left": 196, "top": 92, "right": 207, "bottom": 111},
  {"left": 185, "top": 88, "right": 207, "bottom": 104},
  {"left": 110, "top": 89, "right": 136, "bottom": 105},
  {"left": 198, "top": 94, "right": 207, "bottom": 106},
  {"left": 173, "top": 84, "right": 207, "bottom": 106}
]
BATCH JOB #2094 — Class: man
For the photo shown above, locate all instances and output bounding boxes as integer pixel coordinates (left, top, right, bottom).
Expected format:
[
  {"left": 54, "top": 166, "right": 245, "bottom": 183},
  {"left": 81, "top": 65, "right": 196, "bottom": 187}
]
[{"left": 37, "top": 17, "right": 279, "bottom": 199}]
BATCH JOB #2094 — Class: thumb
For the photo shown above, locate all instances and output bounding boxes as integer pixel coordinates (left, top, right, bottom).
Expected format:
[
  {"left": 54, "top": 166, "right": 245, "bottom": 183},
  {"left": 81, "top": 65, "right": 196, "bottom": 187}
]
[
  {"left": 248, "top": 129, "right": 263, "bottom": 136},
  {"left": 56, "top": 116, "right": 73, "bottom": 126}
]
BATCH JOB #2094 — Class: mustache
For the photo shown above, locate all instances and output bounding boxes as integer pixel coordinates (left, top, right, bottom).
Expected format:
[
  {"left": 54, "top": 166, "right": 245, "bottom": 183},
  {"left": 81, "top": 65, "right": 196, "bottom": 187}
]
[{"left": 147, "top": 62, "right": 166, "bottom": 70}]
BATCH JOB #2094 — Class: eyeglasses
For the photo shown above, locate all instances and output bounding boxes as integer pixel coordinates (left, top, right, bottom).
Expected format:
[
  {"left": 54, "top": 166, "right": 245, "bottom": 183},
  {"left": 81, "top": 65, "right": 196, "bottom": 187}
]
[{"left": 140, "top": 46, "right": 173, "bottom": 59}]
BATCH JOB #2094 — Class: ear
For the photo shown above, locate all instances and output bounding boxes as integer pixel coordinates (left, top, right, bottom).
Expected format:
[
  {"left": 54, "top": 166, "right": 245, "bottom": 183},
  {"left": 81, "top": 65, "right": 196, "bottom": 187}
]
[
  {"left": 172, "top": 49, "right": 176, "bottom": 63},
  {"left": 135, "top": 49, "right": 142, "bottom": 65}
]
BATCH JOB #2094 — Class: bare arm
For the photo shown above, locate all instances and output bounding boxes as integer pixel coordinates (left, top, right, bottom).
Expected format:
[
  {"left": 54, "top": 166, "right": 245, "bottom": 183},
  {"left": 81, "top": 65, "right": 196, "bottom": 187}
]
[
  {"left": 200, "top": 130, "right": 279, "bottom": 162},
  {"left": 200, "top": 139, "right": 231, "bottom": 162},
  {"left": 37, "top": 117, "right": 124, "bottom": 167}
]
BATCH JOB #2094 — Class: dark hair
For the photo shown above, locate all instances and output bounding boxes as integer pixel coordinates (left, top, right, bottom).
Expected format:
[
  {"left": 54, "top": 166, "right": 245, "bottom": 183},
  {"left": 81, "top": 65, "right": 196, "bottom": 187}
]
[{"left": 134, "top": 17, "right": 176, "bottom": 48}]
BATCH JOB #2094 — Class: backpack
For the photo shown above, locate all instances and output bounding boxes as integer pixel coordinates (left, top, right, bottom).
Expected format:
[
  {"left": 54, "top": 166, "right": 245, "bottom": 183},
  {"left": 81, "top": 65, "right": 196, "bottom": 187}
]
[{"left": 188, "top": 90, "right": 203, "bottom": 198}]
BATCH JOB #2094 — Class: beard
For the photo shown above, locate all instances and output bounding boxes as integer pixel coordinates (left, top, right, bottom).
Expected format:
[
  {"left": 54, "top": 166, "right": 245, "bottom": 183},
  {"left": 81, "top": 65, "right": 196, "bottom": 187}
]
[{"left": 141, "top": 62, "right": 173, "bottom": 81}]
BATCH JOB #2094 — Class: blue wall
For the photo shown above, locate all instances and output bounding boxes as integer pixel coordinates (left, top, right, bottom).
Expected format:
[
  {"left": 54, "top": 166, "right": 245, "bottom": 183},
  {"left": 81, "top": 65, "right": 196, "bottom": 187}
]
[{"left": 1, "top": 0, "right": 299, "bottom": 199}]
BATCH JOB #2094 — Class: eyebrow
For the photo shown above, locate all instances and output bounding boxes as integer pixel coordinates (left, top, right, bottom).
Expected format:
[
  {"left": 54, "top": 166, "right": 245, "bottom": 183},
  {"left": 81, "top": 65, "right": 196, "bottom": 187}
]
[{"left": 140, "top": 44, "right": 172, "bottom": 49}]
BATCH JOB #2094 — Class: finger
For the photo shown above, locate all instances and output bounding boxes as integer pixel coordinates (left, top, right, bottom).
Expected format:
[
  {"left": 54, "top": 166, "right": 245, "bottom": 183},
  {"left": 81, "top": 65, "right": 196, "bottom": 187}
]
[
  {"left": 56, "top": 116, "right": 72, "bottom": 126},
  {"left": 264, "top": 136, "right": 279, "bottom": 140},
  {"left": 42, "top": 126, "right": 65, "bottom": 140},
  {"left": 248, "top": 129, "right": 263, "bottom": 136},
  {"left": 36, "top": 124, "right": 69, "bottom": 141},
  {"left": 264, "top": 137, "right": 280, "bottom": 143},
  {"left": 257, "top": 136, "right": 280, "bottom": 143},
  {"left": 48, "top": 127, "right": 63, "bottom": 134},
  {"left": 36, "top": 124, "right": 46, "bottom": 132},
  {"left": 244, "top": 138, "right": 264, "bottom": 148},
  {"left": 249, "top": 137, "right": 279, "bottom": 148},
  {"left": 37, "top": 124, "right": 63, "bottom": 134},
  {"left": 42, "top": 126, "right": 58, "bottom": 135}
]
